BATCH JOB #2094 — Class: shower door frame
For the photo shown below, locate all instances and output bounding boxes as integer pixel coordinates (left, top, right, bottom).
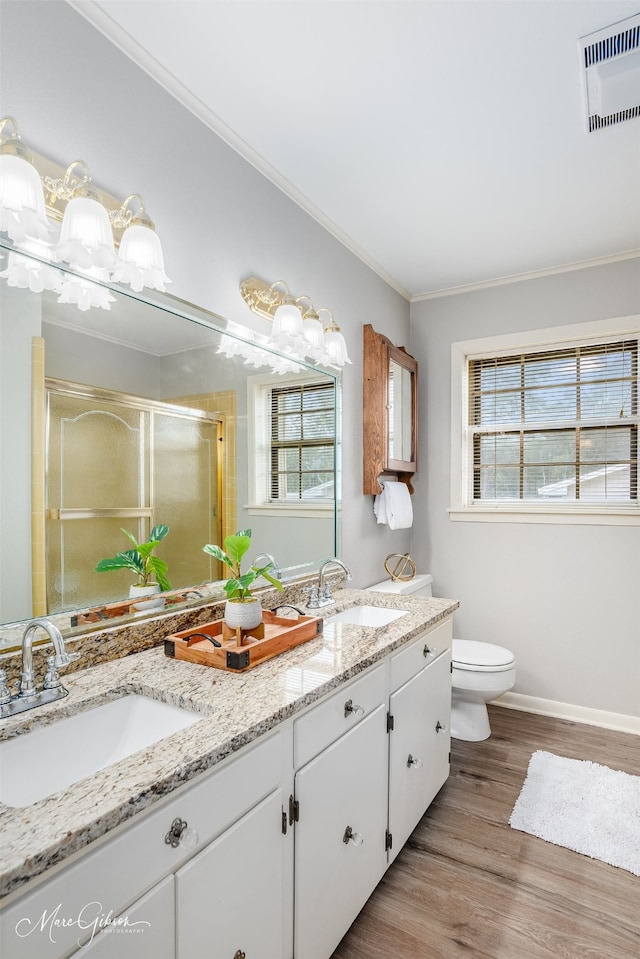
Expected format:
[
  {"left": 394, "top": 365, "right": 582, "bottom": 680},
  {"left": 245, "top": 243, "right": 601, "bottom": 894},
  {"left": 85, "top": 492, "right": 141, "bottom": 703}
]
[{"left": 43, "top": 378, "right": 223, "bottom": 614}]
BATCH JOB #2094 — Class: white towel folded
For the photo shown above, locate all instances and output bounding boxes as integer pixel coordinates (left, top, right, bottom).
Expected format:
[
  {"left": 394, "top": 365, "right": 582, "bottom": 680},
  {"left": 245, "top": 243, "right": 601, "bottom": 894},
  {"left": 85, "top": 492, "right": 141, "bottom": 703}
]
[{"left": 373, "top": 480, "right": 413, "bottom": 529}]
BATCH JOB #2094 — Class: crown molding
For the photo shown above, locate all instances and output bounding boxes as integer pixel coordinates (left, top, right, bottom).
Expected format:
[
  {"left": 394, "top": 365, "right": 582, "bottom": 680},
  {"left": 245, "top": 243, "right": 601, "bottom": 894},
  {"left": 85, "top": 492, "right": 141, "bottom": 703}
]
[
  {"left": 411, "top": 248, "right": 640, "bottom": 302},
  {"left": 67, "top": 1, "right": 411, "bottom": 302}
]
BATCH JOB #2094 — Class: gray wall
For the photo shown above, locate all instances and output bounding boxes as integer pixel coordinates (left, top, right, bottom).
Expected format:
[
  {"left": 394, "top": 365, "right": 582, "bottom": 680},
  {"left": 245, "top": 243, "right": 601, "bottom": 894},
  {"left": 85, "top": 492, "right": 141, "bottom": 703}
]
[
  {"left": 410, "top": 259, "right": 640, "bottom": 720},
  {"left": 0, "top": 0, "right": 411, "bottom": 589}
]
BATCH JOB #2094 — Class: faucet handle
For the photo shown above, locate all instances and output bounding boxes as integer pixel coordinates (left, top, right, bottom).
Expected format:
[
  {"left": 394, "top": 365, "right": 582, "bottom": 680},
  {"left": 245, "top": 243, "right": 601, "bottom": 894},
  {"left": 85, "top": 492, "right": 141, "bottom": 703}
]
[
  {"left": 304, "top": 585, "right": 320, "bottom": 608},
  {"left": 52, "top": 650, "right": 81, "bottom": 669},
  {"left": 43, "top": 656, "right": 61, "bottom": 690}
]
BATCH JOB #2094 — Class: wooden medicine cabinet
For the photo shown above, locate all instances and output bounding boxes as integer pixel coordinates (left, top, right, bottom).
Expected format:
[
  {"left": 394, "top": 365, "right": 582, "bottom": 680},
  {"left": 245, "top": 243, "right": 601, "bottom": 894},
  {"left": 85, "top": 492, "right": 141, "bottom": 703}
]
[{"left": 363, "top": 324, "right": 418, "bottom": 494}]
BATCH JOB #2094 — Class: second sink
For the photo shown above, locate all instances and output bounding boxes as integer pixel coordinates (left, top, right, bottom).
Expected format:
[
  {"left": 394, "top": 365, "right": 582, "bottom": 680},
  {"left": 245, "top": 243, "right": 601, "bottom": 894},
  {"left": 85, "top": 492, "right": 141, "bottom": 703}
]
[
  {"left": 0, "top": 693, "right": 201, "bottom": 808},
  {"left": 326, "top": 605, "right": 408, "bottom": 627}
]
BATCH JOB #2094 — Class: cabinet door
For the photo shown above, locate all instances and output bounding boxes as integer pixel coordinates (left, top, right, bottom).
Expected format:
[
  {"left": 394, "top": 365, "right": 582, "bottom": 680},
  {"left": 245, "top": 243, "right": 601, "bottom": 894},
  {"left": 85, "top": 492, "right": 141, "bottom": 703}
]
[
  {"left": 71, "top": 876, "right": 174, "bottom": 959},
  {"left": 388, "top": 651, "right": 451, "bottom": 861},
  {"left": 175, "top": 789, "right": 284, "bottom": 959},
  {"left": 294, "top": 704, "right": 388, "bottom": 959}
]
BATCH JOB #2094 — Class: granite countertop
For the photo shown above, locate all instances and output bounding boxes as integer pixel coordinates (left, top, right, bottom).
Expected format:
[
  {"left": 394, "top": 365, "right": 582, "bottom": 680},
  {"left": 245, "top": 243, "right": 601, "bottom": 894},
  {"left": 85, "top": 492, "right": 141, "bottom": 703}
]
[{"left": 0, "top": 589, "right": 458, "bottom": 900}]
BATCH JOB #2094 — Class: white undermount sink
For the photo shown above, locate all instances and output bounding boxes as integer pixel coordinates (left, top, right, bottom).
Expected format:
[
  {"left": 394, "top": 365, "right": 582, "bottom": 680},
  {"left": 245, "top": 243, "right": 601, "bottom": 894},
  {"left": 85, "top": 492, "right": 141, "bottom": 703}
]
[
  {"left": 0, "top": 693, "right": 201, "bottom": 808},
  {"left": 325, "top": 605, "right": 409, "bottom": 627}
]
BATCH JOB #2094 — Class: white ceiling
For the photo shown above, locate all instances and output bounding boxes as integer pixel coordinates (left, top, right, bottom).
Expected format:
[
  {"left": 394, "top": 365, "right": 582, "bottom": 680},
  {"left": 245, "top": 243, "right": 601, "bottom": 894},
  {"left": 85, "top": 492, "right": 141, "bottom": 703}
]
[{"left": 72, "top": 0, "right": 640, "bottom": 300}]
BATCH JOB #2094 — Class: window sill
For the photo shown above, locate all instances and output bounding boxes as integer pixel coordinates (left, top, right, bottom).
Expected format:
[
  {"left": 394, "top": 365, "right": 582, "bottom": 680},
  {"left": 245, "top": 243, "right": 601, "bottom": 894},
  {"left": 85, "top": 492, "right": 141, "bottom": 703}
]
[
  {"left": 246, "top": 503, "right": 334, "bottom": 519},
  {"left": 448, "top": 506, "right": 640, "bottom": 526}
]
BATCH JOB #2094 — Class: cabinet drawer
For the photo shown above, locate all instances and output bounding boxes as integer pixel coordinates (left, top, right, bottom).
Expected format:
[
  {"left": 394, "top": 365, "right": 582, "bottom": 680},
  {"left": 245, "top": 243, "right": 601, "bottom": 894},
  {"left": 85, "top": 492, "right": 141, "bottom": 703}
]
[
  {"left": 294, "top": 664, "right": 386, "bottom": 769},
  {"left": 390, "top": 617, "right": 452, "bottom": 692},
  {"left": 1, "top": 732, "right": 282, "bottom": 959}
]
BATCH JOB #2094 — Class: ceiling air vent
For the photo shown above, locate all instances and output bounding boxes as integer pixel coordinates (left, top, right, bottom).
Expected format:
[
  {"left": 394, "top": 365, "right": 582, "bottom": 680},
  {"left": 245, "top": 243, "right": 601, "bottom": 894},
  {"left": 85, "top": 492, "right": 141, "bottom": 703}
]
[{"left": 579, "top": 13, "right": 640, "bottom": 132}]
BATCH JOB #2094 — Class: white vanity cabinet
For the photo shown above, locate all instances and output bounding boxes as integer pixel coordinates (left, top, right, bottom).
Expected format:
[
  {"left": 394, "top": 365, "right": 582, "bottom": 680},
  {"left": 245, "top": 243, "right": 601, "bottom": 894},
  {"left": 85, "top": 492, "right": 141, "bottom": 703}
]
[
  {"left": 387, "top": 619, "right": 452, "bottom": 860},
  {"left": 69, "top": 876, "right": 175, "bottom": 959},
  {"left": 293, "top": 705, "right": 388, "bottom": 959},
  {"left": 1, "top": 612, "right": 455, "bottom": 959},
  {"left": 1, "top": 732, "right": 286, "bottom": 959},
  {"left": 175, "top": 788, "right": 286, "bottom": 959}
]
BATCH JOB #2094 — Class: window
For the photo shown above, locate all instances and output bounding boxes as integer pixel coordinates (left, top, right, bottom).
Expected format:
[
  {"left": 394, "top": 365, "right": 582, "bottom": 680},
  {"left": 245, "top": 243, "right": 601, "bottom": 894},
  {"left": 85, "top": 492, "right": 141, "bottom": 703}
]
[
  {"left": 269, "top": 382, "right": 335, "bottom": 501},
  {"left": 470, "top": 340, "right": 637, "bottom": 503},
  {"left": 450, "top": 318, "right": 640, "bottom": 524},
  {"left": 248, "top": 374, "right": 336, "bottom": 513}
]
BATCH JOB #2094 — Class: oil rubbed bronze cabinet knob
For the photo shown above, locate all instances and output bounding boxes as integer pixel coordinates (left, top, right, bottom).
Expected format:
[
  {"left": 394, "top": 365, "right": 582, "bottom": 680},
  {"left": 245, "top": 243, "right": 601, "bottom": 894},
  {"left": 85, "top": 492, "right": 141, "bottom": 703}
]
[
  {"left": 164, "top": 817, "right": 199, "bottom": 849},
  {"left": 344, "top": 698, "right": 365, "bottom": 719},
  {"left": 343, "top": 825, "right": 364, "bottom": 846}
]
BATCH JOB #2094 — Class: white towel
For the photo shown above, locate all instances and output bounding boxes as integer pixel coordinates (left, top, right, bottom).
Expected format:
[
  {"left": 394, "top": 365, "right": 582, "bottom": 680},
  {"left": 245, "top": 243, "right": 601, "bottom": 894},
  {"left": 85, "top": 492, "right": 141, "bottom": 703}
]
[{"left": 373, "top": 481, "right": 413, "bottom": 529}]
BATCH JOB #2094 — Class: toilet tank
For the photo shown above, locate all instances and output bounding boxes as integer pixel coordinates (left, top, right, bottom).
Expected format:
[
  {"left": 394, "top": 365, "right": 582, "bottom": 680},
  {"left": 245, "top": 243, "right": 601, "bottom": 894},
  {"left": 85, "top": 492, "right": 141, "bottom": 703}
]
[{"left": 366, "top": 573, "right": 433, "bottom": 598}]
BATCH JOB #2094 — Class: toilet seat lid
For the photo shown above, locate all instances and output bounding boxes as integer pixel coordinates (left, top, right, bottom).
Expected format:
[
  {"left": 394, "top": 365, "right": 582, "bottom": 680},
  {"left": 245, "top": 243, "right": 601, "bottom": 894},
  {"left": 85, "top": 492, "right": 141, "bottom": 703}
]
[{"left": 452, "top": 639, "right": 515, "bottom": 671}]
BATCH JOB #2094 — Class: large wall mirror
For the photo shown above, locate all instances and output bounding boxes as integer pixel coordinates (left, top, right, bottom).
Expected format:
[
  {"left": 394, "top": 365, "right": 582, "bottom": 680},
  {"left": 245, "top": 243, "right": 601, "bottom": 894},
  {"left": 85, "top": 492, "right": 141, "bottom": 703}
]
[{"left": 0, "top": 241, "right": 338, "bottom": 646}]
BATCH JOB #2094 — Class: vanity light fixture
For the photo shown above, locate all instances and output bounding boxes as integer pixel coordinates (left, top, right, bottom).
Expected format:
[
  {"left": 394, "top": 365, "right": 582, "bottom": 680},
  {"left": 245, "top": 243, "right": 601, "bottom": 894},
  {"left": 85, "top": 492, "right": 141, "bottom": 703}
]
[
  {"left": 0, "top": 116, "right": 169, "bottom": 309},
  {"left": 239, "top": 275, "right": 351, "bottom": 369}
]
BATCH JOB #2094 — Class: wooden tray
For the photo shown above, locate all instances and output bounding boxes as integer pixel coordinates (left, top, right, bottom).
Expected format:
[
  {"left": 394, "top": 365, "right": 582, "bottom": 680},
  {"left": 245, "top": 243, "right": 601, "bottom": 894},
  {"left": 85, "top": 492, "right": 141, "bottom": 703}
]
[
  {"left": 164, "top": 610, "right": 323, "bottom": 672},
  {"left": 69, "top": 588, "right": 208, "bottom": 626}
]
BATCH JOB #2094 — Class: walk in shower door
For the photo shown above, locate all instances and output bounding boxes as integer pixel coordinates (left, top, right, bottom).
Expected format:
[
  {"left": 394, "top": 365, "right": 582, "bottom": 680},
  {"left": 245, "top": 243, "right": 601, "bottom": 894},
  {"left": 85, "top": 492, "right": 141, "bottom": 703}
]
[{"left": 46, "top": 383, "right": 222, "bottom": 613}]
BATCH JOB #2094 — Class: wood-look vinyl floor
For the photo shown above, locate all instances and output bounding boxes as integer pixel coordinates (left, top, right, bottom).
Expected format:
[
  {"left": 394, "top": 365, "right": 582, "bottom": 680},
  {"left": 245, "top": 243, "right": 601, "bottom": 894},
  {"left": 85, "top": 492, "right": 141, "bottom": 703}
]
[{"left": 331, "top": 706, "right": 640, "bottom": 959}]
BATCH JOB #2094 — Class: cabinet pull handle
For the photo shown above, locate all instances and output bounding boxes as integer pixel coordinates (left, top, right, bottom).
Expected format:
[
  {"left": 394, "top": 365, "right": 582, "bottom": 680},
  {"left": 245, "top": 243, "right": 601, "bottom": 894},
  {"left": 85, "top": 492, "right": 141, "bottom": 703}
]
[
  {"left": 407, "top": 753, "right": 423, "bottom": 769},
  {"left": 164, "top": 817, "right": 199, "bottom": 850},
  {"left": 435, "top": 720, "right": 447, "bottom": 733},
  {"left": 344, "top": 699, "right": 364, "bottom": 719},
  {"left": 343, "top": 825, "right": 364, "bottom": 846},
  {"left": 423, "top": 644, "right": 431, "bottom": 657}
]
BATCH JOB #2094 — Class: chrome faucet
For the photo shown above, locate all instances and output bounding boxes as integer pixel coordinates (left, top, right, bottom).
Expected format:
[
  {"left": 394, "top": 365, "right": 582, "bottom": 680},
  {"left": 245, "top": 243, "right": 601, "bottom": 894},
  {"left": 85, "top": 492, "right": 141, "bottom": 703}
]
[
  {"left": 0, "top": 618, "right": 80, "bottom": 719},
  {"left": 306, "top": 558, "right": 353, "bottom": 608}
]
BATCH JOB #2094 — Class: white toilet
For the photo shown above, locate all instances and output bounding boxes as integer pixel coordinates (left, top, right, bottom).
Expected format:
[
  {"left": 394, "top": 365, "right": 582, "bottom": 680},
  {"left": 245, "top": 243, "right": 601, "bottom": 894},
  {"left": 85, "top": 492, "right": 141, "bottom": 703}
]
[
  {"left": 451, "top": 639, "right": 516, "bottom": 741},
  {"left": 367, "top": 573, "right": 516, "bottom": 742}
]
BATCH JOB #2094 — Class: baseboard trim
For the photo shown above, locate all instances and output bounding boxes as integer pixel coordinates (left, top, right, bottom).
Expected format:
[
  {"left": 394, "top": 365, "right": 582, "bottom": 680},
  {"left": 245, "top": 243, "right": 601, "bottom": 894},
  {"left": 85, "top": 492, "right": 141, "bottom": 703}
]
[{"left": 491, "top": 692, "right": 640, "bottom": 736}]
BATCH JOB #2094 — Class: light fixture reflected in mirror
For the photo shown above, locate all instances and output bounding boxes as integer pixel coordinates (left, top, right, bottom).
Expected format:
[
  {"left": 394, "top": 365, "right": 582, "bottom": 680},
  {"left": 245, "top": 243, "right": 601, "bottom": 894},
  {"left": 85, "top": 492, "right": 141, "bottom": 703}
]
[
  {"left": 0, "top": 116, "right": 170, "bottom": 309},
  {"left": 239, "top": 275, "right": 351, "bottom": 369}
]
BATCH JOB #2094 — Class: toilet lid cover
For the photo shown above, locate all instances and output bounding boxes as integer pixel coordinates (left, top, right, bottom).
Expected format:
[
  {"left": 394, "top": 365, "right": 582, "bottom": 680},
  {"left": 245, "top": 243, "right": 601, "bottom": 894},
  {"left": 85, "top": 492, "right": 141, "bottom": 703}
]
[{"left": 452, "top": 639, "right": 514, "bottom": 668}]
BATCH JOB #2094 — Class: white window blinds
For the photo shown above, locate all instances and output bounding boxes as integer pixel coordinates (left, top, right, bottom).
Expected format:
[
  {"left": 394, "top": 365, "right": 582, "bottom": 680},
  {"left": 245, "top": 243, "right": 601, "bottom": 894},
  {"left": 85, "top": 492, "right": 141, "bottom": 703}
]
[
  {"left": 468, "top": 339, "right": 638, "bottom": 504},
  {"left": 269, "top": 383, "right": 335, "bottom": 501}
]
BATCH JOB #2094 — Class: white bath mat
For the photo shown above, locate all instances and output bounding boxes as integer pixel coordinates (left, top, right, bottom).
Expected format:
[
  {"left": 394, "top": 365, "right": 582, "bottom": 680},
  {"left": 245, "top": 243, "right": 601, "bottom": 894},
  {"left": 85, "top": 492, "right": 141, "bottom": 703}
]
[{"left": 509, "top": 750, "right": 640, "bottom": 877}]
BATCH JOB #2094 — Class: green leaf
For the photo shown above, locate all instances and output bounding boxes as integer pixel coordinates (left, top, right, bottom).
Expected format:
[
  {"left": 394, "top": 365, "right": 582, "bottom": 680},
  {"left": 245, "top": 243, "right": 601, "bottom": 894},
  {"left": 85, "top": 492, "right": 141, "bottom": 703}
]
[
  {"left": 203, "top": 544, "right": 233, "bottom": 568},
  {"left": 223, "top": 534, "right": 251, "bottom": 567},
  {"left": 223, "top": 577, "right": 245, "bottom": 599},
  {"left": 258, "top": 569, "right": 284, "bottom": 591},
  {"left": 94, "top": 550, "right": 143, "bottom": 575},
  {"left": 150, "top": 524, "right": 169, "bottom": 543},
  {"left": 136, "top": 539, "right": 160, "bottom": 561},
  {"left": 147, "top": 556, "right": 171, "bottom": 591},
  {"left": 120, "top": 528, "right": 140, "bottom": 549}
]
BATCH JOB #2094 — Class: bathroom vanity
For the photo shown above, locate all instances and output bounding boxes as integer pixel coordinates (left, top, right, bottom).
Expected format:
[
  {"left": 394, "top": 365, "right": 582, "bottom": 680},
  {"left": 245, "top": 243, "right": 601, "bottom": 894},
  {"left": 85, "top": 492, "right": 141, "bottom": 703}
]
[{"left": 0, "top": 589, "right": 457, "bottom": 959}]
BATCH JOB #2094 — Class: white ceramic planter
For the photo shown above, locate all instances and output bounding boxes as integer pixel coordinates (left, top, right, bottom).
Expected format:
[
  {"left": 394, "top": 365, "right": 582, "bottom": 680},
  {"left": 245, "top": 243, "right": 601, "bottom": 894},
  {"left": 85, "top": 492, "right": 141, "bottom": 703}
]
[
  {"left": 224, "top": 597, "right": 262, "bottom": 630},
  {"left": 129, "top": 583, "right": 165, "bottom": 612}
]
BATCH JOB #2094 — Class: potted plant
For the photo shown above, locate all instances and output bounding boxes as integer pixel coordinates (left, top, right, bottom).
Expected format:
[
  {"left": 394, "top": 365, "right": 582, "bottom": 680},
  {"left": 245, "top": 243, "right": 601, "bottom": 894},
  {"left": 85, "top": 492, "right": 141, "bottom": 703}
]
[
  {"left": 203, "top": 528, "right": 282, "bottom": 630},
  {"left": 95, "top": 525, "right": 171, "bottom": 610}
]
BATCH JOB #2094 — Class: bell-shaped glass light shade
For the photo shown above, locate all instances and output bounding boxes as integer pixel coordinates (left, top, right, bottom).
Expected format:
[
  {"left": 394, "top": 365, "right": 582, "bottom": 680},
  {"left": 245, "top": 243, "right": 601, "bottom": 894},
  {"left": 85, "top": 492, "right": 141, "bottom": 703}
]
[
  {"left": 272, "top": 302, "right": 304, "bottom": 338},
  {"left": 112, "top": 222, "right": 170, "bottom": 293},
  {"left": 57, "top": 265, "right": 116, "bottom": 312},
  {"left": 324, "top": 326, "right": 352, "bottom": 367},
  {"left": 302, "top": 314, "right": 325, "bottom": 350},
  {"left": 55, "top": 196, "right": 116, "bottom": 272},
  {"left": 0, "top": 153, "right": 53, "bottom": 244},
  {"left": 0, "top": 237, "right": 63, "bottom": 294},
  {"left": 268, "top": 301, "right": 305, "bottom": 355}
]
